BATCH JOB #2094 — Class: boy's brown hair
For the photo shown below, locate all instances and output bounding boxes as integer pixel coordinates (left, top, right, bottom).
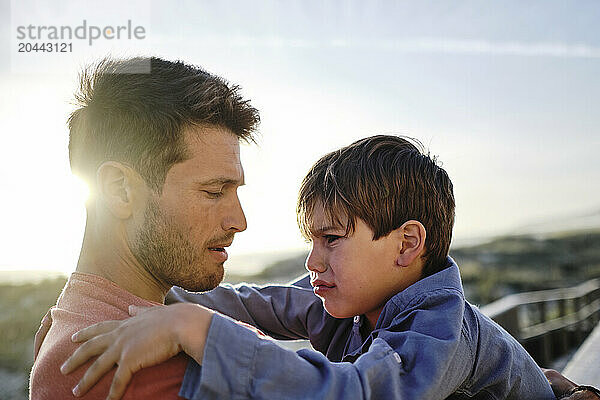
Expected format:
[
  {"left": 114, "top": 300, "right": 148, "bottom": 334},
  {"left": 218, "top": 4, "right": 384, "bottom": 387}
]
[{"left": 297, "top": 135, "right": 455, "bottom": 277}]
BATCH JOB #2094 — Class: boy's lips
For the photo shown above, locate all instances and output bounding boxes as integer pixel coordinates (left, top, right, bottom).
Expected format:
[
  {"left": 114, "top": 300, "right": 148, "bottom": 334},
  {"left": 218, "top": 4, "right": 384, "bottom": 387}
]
[
  {"left": 311, "top": 279, "right": 335, "bottom": 288},
  {"left": 311, "top": 279, "right": 336, "bottom": 296}
]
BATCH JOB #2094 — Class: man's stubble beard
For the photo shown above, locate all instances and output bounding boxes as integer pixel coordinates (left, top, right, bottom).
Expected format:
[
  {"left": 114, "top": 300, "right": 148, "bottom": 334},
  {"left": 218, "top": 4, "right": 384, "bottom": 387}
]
[{"left": 133, "top": 198, "right": 225, "bottom": 292}]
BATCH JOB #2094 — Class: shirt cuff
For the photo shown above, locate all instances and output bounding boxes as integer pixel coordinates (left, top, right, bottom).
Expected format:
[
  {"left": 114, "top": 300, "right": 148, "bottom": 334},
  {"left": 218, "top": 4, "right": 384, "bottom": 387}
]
[{"left": 179, "top": 313, "right": 259, "bottom": 400}]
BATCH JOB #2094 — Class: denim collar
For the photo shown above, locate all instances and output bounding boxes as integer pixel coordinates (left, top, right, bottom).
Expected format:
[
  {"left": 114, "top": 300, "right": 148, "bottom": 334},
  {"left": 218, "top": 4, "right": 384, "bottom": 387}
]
[
  {"left": 377, "top": 256, "right": 463, "bottom": 328},
  {"left": 343, "top": 256, "right": 463, "bottom": 360}
]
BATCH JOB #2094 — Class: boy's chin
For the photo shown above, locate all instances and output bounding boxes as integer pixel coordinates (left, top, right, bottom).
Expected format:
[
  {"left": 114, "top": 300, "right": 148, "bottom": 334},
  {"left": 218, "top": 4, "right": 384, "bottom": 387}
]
[
  {"left": 322, "top": 304, "right": 351, "bottom": 319},
  {"left": 322, "top": 303, "right": 337, "bottom": 318}
]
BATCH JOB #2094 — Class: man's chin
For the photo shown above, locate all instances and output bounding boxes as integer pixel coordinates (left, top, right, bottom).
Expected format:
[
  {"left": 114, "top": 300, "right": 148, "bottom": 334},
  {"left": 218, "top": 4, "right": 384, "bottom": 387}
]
[{"left": 176, "top": 267, "right": 224, "bottom": 292}]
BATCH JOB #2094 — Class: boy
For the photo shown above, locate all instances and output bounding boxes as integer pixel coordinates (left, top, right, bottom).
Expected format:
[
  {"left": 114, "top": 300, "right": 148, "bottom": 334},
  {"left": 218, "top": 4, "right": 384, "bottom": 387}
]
[{"left": 62, "top": 135, "right": 555, "bottom": 399}]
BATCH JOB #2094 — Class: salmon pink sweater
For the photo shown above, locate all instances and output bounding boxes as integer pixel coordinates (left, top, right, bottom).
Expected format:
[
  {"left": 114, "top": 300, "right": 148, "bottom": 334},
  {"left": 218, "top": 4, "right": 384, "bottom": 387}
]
[{"left": 30, "top": 272, "right": 188, "bottom": 399}]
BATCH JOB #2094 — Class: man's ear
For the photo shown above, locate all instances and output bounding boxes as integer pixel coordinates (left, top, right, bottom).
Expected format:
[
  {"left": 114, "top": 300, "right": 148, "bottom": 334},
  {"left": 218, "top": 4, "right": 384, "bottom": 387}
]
[
  {"left": 395, "top": 220, "right": 426, "bottom": 268},
  {"left": 96, "top": 161, "right": 145, "bottom": 220}
]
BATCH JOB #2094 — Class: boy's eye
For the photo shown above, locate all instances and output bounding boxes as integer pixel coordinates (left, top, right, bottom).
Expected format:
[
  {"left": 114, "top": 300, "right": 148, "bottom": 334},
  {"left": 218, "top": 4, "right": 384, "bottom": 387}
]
[{"left": 324, "top": 235, "right": 341, "bottom": 244}]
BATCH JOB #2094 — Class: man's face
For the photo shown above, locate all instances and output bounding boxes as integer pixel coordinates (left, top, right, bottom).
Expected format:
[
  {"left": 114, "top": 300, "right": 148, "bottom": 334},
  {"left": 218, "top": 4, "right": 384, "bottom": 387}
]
[
  {"left": 305, "top": 204, "right": 414, "bottom": 328},
  {"left": 133, "top": 125, "right": 247, "bottom": 292}
]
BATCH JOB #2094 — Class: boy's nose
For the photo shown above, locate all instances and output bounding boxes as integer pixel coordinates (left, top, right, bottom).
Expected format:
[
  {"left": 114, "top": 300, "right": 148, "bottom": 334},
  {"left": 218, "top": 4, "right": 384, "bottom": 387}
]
[{"left": 305, "top": 246, "right": 327, "bottom": 273}]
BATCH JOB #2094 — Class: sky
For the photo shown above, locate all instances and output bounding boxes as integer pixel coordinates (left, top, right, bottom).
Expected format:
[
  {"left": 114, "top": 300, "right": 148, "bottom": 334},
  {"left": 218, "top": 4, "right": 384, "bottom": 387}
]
[{"left": 0, "top": 1, "right": 599, "bottom": 275}]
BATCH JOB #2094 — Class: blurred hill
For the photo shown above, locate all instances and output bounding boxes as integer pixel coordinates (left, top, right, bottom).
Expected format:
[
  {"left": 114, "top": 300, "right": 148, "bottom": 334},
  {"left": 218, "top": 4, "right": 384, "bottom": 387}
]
[
  {"left": 2, "top": 226, "right": 599, "bottom": 399},
  {"left": 0, "top": 277, "right": 67, "bottom": 400},
  {"left": 515, "top": 208, "right": 600, "bottom": 236},
  {"left": 453, "top": 229, "right": 600, "bottom": 304}
]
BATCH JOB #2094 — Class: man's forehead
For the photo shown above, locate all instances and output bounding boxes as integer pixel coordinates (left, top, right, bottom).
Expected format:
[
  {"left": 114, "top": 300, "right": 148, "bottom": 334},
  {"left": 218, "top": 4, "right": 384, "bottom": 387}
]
[
  {"left": 184, "top": 125, "right": 241, "bottom": 154},
  {"left": 164, "top": 124, "right": 244, "bottom": 185}
]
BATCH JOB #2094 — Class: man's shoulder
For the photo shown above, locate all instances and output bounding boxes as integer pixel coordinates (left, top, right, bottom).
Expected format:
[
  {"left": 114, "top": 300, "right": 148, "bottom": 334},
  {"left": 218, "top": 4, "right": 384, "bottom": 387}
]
[
  {"left": 30, "top": 289, "right": 189, "bottom": 399},
  {"left": 32, "top": 331, "right": 189, "bottom": 400},
  {"left": 122, "top": 353, "right": 189, "bottom": 399},
  {"left": 30, "top": 303, "right": 114, "bottom": 399}
]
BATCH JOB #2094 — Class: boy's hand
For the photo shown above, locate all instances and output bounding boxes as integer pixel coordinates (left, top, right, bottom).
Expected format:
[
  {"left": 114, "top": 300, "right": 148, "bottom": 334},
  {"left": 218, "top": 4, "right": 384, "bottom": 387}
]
[{"left": 60, "top": 303, "right": 214, "bottom": 400}]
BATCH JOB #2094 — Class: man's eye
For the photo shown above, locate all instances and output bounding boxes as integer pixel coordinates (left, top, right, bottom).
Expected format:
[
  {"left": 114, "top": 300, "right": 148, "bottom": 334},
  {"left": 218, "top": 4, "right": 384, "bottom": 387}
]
[
  {"left": 324, "top": 235, "right": 341, "bottom": 244},
  {"left": 204, "top": 191, "right": 223, "bottom": 199}
]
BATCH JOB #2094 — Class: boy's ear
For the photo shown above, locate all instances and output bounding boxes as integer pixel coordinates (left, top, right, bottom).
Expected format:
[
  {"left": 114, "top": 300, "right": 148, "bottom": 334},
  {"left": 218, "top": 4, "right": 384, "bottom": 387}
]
[
  {"left": 394, "top": 220, "right": 426, "bottom": 268},
  {"left": 96, "top": 161, "right": 146, "bottom": 220}
]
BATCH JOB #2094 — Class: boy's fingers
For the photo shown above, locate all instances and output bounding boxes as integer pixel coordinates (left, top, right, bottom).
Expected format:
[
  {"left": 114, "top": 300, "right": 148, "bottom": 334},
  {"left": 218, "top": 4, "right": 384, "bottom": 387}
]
[
  {"left": 128, "top": 305, "right": 152, "bottom": 316},
  {"left": 62, "top": 335, "right": 110, "bottom": 375},
  {"left": 34, "top": 311, "right": 52, "bottom": 359},
  {"left": 73, "top": 349, "right": 119, "bottom": 396},
  {"left": 72, "top": 320, "right": 122, "bottom": 342},
  {"left": 106, "top": 363, "right": 134, "bottom": 400}
]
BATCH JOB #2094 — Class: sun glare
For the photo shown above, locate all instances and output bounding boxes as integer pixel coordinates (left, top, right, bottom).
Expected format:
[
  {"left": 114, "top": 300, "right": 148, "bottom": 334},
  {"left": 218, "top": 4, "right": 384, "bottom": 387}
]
[{"left": 70, "top": 174, "right": 90, "bottom": 204}]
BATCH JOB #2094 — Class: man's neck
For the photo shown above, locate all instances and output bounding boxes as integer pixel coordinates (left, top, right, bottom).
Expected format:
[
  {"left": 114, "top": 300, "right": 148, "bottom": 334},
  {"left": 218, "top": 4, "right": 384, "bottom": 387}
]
[
  {"left": 76, "top": 223, "right": 169, "bottom": 304},
  {"left": 77, "top": 261, "right": 168, "bottom": 304}
]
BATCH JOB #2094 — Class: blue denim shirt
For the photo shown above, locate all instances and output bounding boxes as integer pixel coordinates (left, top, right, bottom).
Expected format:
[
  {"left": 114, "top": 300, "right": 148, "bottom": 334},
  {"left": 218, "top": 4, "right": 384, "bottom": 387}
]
[{"left": 167, "top": 257, "right": 554, "bottom": 399}]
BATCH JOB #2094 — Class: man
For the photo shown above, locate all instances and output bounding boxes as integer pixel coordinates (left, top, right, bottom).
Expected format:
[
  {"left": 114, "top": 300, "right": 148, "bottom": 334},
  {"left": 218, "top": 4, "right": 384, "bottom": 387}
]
[{"left": 29, "top": 56, "right": 259, "bottom": 399}]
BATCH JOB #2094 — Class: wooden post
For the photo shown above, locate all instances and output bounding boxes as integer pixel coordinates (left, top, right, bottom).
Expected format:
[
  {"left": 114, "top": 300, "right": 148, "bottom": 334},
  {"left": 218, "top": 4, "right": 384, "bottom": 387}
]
[
  {"left": 539, "top": 302, "right": 547, "bottom": 324},
  {"left": 559, "top": 299, "right": 566, "bottom": 318}
]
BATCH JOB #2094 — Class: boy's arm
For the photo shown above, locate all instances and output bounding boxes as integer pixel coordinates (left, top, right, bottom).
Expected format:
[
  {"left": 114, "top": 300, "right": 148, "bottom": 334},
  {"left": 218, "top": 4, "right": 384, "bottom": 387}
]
[
  {"left": 182, "top": 303, "right": 471, "bottom": 400},
  {"left": 166, "top": 275, "right": 344, "bottom": 347},
  {"left": 183, "top": 291, "right": 554, "bottom": 400},
  {"left": 184, "top": 313, "right": 409, "bottom": 399}
]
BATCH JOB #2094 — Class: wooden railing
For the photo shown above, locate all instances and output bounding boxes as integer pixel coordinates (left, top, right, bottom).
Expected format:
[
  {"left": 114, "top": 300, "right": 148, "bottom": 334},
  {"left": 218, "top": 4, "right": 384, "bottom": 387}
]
[{"left": 480, "top": 278, "right": 600, "bottom": 366}]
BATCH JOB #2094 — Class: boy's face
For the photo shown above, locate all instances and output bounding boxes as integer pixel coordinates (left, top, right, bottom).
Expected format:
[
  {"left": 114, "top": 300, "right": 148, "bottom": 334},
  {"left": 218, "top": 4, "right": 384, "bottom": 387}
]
[{"left": 305, "top": 205, "right": 417, "bottom": 328}]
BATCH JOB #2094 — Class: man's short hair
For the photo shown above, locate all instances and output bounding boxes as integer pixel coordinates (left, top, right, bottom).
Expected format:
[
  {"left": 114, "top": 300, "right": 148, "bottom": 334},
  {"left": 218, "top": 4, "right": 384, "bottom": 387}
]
[
  {"left": 297, "top": 135, "right": 455, "bottom": 277},
  {"left": 68, "top": 56, "right": 260, "bottom": 193}
]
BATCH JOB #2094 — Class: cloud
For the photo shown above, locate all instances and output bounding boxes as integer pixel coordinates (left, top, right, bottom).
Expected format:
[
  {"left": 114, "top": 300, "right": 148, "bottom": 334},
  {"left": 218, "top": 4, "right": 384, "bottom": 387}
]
[
  {"left": 388, "top": 38, "right": 600, "bottom": 58},
  {"left": 180, "top": 35, "right": 600, "bottom": 58}
]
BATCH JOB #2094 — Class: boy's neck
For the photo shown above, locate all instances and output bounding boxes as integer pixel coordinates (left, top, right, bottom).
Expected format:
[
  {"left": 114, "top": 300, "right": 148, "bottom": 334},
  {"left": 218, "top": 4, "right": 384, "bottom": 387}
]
[
  {"left": 361, "top": 316, "right": 376, "bottom": 338},
  {"left": 364, "top": 308, "right": 382, "bottom": 331}
]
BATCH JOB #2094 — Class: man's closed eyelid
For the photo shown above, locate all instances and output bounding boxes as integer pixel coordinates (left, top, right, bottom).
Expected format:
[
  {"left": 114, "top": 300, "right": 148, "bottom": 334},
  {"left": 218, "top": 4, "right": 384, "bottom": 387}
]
[{"left": 203, "top": 190, "right": 224, "bottom": 198}]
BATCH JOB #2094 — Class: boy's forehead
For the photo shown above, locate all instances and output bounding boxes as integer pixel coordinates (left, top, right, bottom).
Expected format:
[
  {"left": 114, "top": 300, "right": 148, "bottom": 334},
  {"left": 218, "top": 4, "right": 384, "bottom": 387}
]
[{"left": 308, "top": 203, "right": 348, "bottom": 234}]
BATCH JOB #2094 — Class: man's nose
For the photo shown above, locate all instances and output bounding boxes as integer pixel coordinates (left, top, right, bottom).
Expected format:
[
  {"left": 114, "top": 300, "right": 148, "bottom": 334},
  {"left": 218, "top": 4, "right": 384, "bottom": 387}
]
[
  {"left": 223, "top": 194, "right": 247, "bottom": 233},
  {"left": 305, "top": 245, "right": 327, "bottom": 273}
]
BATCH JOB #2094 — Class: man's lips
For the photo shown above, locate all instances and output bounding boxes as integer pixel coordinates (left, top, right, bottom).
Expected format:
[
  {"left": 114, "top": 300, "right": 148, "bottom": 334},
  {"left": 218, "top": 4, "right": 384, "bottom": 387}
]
[
  {"left": 207, "top": 242, "right": 233, "bottom": 262},
  {"left": 207, "top": 241, "right": 233, "bottom": 252}
]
